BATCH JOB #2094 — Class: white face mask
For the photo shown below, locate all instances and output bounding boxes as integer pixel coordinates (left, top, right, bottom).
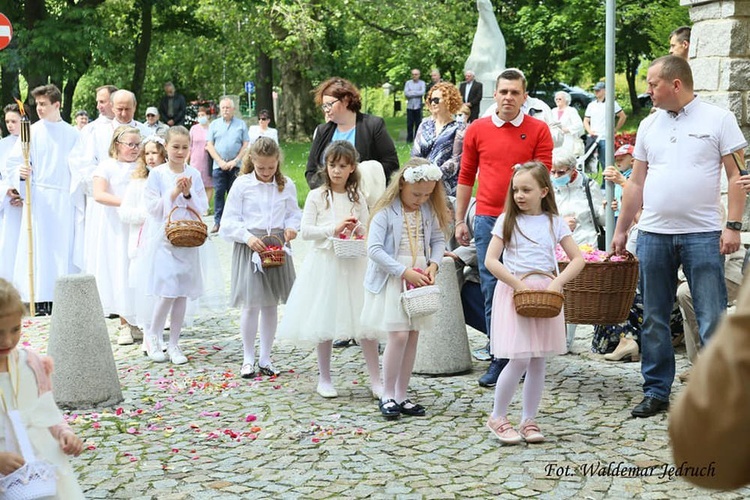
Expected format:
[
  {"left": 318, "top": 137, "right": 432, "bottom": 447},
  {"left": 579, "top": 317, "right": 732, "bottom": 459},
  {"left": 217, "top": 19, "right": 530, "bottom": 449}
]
[{"left": 197, "top": 116, "right": 208, "bottom": 125}]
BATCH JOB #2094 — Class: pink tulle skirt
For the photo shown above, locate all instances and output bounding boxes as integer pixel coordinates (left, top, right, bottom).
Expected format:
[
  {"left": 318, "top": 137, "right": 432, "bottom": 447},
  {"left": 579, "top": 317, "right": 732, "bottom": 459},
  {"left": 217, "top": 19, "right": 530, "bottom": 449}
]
[{"left": 490, "top": 275, "right": 567, "bottom": 359}]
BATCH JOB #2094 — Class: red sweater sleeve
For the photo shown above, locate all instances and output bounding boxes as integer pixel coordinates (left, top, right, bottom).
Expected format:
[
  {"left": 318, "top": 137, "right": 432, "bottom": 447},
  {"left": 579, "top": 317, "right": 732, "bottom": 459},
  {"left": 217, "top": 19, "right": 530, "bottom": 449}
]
[{"left": 458, "top": 121, "right": 480, "bottom": 187}]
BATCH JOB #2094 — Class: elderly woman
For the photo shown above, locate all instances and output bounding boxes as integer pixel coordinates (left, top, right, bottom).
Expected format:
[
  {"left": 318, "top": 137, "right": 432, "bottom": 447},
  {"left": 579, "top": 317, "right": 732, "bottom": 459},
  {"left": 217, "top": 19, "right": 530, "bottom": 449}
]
[
  {"left": 550, "top": 149, "right": 604, "bottom": 350},
  {"left": 551, "top": 149, "right": 603, "bottom": 246},
  {"left": 411, "top": 82, "right": 465, "bottom": 196},
  {"left": 552, "top": 91, "right": 584, "bottom": 156},
  {"left": 306, "top": 77, "right": 399, "bottom": 190}
]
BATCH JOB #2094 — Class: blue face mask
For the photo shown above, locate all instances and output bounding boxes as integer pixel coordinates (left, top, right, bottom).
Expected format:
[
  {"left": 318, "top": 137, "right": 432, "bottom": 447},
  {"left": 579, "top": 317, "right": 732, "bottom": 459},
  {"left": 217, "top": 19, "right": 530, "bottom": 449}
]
[
  {"left": 552, "top": 174, "right": 570, "bottom": 187},
  {"left": 197, "top": 116, "right": 208, "bottom": 125}
]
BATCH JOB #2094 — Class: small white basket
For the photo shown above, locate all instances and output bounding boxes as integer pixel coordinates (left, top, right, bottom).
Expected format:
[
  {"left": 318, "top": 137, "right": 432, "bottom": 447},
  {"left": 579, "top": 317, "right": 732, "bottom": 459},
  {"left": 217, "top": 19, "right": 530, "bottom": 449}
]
[
  {"left": 400, "top": 282, "right": 441, "bottom": 319},
  {"left": 0, "top": 410, "right": 58, "bottom": 500},
  {"left": 329, "top": 223, "right": 367, "bottom": 259}
]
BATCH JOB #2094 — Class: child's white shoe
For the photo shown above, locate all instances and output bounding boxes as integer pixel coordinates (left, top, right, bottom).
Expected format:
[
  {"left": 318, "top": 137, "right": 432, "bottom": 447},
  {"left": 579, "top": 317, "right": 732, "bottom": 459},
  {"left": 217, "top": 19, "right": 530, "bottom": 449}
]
[
  {"left": 144, "top": 334, "right": 167, "bottom": 363},
  {"left": 168, "top": 345, "right": 188, "bottom": 365}
]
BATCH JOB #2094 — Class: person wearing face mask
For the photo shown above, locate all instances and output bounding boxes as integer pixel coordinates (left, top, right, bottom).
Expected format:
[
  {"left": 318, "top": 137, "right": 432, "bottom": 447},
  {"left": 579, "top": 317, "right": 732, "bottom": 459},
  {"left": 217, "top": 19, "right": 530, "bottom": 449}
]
[
  {"left": 550, "top": 149, "right": 605, "bottom": 351},
  {"left": 187, "top": 106, "right": 213, "bottom": 208}
]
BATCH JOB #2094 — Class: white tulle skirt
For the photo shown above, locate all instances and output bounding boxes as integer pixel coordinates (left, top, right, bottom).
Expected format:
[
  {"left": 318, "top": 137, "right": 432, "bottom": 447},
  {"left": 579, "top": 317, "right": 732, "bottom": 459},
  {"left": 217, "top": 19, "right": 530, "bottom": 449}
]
[
  {"left": 277, "top": 244, "right": 371, "bottom": 346},
  {"left": 360, "top": 255, "right": 433, "bottom": 339}
]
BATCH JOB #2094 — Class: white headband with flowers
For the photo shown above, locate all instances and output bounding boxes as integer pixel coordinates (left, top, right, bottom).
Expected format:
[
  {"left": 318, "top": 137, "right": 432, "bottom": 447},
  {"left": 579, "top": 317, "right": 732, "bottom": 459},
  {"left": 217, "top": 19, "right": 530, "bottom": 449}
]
[
  {"left": 142, "top": 135, "right": 165, "bottom": 146},
  {"left": 403, "top": 163, "right": 442, "bottom": 184}
]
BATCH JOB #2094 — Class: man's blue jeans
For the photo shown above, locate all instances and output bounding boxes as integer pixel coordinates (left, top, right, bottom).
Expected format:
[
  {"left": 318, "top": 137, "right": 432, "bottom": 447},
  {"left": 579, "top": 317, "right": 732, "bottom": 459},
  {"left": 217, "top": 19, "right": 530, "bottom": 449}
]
[
  {"left": 637, "top": 230, "right": 726, "bottom": 402},
  {"left": 474, "top": 215, "right": 498, "bottom": 337},
  {"left": 212, "top": 167, "right": 239, "bottom": 226}
]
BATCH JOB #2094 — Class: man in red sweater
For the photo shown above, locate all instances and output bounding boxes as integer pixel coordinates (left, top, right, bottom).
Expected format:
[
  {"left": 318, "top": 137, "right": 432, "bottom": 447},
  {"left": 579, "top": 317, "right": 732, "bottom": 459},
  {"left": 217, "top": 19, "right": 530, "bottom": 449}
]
[{"left": 455, "top": 68, "right": 553, "bottom": 387}]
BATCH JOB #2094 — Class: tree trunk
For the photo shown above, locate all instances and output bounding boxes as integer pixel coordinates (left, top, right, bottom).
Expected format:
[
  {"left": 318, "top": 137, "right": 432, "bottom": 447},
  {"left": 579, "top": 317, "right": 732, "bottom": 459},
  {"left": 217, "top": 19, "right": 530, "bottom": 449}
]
[
  {"left": 62, "top": 75, "right": 82, "bottom": 123},
  {"left": 0, "top": 63, "right": 20, "bottom": 134},
  {"left": 132, "top": 0, "right": 153, "bottom": 112},
  {"left": 626, "top": 56, "right": 640, "bottom": 115},
  {"left": 256, "top": 49, "right": 274, "bottom": 126},
  {"left": 277, "top": 59, "right": 317, "bottom": 142}
]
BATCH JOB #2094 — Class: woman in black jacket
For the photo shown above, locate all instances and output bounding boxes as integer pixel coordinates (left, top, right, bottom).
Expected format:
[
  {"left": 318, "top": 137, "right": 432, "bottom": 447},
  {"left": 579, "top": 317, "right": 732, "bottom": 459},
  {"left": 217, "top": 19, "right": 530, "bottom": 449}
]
[{"left": 306, "top": 77, "right": 399, "bottom": 189}]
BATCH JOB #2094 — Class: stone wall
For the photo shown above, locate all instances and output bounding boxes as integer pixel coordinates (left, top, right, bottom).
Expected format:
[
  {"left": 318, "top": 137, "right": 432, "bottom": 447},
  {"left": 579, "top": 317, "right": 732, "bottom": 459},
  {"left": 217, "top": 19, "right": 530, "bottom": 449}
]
[{"left": 682, "top": 0, "right": 750, "bottom": 223}]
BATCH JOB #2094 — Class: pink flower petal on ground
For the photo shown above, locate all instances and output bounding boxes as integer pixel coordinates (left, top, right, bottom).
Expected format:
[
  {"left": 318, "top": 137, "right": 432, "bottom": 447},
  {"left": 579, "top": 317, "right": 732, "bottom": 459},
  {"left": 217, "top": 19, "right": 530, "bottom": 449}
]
[
  {"left": 311, "top": 437, "right": 320, "bottom": 443},
  {"left": 87, "top": 444, "right": 97, "bottom": 451},
  {"left": 126, "top": 427, "right": 138, "bottom": 434},
  {"left": 245, "top": 414, "right": 257, "bottom": 422},
  {"left": 92, "top": 422, "right": 101, "bottom": 429},
  {"left": 115, "top": 408, "right": 124, "bottom": 416},
  {"left": 129, "top": 456, "right": 138, "bottom": 462},
  {"left": 153, "top": 401, "right": 164, "bottom": 411},
  {"left": 171, "top": 448, "right": 179, "bottom": 453},
  {"left": 212, "top": 345, "right": 222, "bottom": 350}
]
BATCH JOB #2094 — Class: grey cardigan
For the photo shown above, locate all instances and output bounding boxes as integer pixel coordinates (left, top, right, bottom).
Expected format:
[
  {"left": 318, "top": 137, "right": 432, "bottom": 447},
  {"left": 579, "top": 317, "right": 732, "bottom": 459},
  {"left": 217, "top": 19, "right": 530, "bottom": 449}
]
[{"left": 364, "top": 198, "right": 446, "bottom": 294}]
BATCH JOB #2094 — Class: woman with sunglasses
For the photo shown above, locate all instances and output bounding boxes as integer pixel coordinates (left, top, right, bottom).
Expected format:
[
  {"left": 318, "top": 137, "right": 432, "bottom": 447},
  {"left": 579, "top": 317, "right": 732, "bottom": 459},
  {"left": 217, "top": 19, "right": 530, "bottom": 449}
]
[
  {"left": 411, "top": 82, "right": 465, "bottom": 196},
  {"left": 248, "top": 109, "right": 278, "bottom": 145},
  {"left": 306, "top": 77, "right": 399, "bottom": 191}
]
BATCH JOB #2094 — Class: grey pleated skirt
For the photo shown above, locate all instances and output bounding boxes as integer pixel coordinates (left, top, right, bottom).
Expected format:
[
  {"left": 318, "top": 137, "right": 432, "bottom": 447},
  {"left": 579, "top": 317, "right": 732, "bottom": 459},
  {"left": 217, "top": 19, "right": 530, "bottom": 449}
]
[{"left": 229, "top": 232, "right": 296, "bottom": 308}]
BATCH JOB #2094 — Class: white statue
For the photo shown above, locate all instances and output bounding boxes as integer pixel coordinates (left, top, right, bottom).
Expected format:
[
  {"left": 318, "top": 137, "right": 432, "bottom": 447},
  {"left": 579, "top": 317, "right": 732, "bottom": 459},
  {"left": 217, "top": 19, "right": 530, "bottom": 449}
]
[{"left": 464, "top": 0, "right": 507, "bottom": 115}]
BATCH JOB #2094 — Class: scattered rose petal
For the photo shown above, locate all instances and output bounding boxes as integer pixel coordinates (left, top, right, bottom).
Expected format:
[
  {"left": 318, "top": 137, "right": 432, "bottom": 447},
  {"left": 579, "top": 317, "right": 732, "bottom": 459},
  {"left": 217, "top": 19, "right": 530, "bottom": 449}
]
[
  {"left": 250, "top": 426, "right": 261, "bottom": 433},
  {"left": 245, "top": 414, "right": 257, "bottom": 422}
]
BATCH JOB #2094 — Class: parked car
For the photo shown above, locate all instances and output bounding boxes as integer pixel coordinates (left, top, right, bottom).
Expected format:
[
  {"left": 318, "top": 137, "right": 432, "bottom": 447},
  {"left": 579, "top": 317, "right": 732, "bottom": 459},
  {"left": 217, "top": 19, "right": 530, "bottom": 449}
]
[
  {"left": 528, "top": 82, "right": 594, "bottom": 111},
  {"left": 637, "top": 92, "right": 653, "bottom": 109}
]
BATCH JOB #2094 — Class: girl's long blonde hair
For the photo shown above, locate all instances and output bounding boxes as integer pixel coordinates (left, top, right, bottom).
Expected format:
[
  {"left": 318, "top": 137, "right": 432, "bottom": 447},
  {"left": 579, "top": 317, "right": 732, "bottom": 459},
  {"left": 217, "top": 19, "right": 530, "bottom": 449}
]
[
  {"left": 241, "top": 137, "right": 286, "bottom": 192},
  {"left": 502, "top": 161, "right": 558, "bottom": 245},
  {"left": 369, "top": 158, "right": 450, "bottom": 230}
]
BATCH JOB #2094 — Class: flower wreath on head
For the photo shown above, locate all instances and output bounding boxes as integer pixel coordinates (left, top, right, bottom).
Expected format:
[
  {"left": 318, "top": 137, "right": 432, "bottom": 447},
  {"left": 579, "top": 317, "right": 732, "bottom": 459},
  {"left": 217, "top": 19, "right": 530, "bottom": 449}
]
[
  {"left": 142, "top": 134, "right": 165, "bottom": 146},
  {"left": 403, "top": 163, "right": 442, "bottom": 184}
]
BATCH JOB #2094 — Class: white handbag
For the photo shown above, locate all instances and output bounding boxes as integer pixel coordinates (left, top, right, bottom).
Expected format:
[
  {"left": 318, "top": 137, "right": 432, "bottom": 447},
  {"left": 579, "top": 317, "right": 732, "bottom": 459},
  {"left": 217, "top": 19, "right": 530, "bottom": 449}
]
[{"left": 0, "top": 410, "right": 57, "bottom": 500}]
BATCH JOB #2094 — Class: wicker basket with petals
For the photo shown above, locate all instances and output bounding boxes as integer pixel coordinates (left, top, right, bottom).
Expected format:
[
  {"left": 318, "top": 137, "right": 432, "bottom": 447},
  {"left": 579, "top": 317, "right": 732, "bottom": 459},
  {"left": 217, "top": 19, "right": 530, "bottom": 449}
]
[{"left": 165, "top": 206, "right": 208, "bottom": 248}]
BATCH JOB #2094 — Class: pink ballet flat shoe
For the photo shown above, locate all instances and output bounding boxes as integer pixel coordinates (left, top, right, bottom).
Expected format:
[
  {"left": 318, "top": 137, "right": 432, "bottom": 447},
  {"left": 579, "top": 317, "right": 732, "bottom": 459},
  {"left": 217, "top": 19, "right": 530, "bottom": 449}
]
[
  {"left": 519, "top": 419, "right": 545, "bottom": 443},
  {"left": 486, "top": 416, "right": 522, "bottom": 444}
]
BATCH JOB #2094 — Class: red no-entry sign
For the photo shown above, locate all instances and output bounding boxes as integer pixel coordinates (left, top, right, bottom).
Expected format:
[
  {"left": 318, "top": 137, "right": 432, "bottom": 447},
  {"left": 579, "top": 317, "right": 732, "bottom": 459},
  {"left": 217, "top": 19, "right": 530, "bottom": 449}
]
[{"left": 0, "top": 13, "right": 12, "bottom": 51}]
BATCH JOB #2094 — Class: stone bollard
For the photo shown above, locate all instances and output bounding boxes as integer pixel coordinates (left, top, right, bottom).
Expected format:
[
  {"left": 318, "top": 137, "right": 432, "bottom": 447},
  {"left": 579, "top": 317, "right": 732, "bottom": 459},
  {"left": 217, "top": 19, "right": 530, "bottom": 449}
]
[
  {"left": 413, "top": 256, "right": 473, "bottom": 375},
  {"left": 47, "top": 274, "right": 123, "bottom": 409}
]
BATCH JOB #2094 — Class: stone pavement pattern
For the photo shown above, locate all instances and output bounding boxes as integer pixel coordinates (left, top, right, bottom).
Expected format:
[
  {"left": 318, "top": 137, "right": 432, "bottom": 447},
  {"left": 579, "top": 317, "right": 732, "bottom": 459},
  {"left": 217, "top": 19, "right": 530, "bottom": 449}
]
[{"left": 23, "top": 234, "right": 748, "bottom": 499}]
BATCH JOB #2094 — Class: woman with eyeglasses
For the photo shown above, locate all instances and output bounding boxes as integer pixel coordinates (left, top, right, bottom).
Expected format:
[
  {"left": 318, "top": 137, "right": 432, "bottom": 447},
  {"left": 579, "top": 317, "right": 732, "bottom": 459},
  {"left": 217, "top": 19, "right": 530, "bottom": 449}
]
[
  {"left": 306, "top": 77, "right": 399, "bottom": 191},
  {"left": 248, "top": 109, "right": 278, "bottom": 145},
  {"left": 90, "top": 125, "right": 143, "bottom": 342},
  {"left": 411, "top": 82, "right": 465, "bottom": 196}
]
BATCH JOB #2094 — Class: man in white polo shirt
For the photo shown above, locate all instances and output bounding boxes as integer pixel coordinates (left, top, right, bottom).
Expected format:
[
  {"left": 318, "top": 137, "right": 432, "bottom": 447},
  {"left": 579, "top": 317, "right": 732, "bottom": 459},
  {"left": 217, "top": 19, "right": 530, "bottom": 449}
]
[{"left": 612, "top": 55, "right": 747, "bottom": 419}]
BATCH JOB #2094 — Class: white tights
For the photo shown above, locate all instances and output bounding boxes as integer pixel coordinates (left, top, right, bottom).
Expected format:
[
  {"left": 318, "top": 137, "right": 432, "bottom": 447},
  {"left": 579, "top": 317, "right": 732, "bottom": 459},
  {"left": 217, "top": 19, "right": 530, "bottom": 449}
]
[
  {"left": 240, "top": 306, "right": 277, "bottom": 366},
  {"left": 491, "top": 357, "right": 546, "bottom": 422},
  {"left": 150, "top": 297, "right": 187, "bottom": 349},
  {"left": 316, "top": 338, "right": 382, "bottom": 392},
  {"left": 381, "top": 330, "right": 419, "bottom": 403}
]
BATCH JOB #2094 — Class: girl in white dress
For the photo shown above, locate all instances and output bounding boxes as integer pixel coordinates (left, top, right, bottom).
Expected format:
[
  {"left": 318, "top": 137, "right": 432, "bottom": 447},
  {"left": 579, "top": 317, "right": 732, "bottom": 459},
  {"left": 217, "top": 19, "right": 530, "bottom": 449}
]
[
  {"left": 360, "top": 159, "right": 450, "bottom": 419},
  {"left": 0, "top": 278, "right": 85, "bottom": 499},
  {"left": 279, "top": 141, "right": 382, "bottom": 398},
  {"left": 219, "top": 138, "right": 301, "bottom": 379},
  {"left": 118, "top": 136, "right": 166, "bottom": 338},
  {"left": 143, "top": 126, "right": 208, "bottom": 365},
  {"left": 91, "top": 125, "right": 141, "bottom": 345}
]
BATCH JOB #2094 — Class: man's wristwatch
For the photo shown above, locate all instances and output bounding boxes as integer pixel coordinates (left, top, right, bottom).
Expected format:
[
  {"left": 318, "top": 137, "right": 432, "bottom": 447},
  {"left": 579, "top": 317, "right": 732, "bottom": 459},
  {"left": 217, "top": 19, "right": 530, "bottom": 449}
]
[{"left": 726, "top": 220, "right": 742, "bottom": 231}]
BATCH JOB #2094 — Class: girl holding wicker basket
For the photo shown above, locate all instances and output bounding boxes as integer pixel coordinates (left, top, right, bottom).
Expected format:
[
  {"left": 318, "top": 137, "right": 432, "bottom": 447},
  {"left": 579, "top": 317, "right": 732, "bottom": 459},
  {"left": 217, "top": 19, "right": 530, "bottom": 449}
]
[
  {"left": 278, "top": 141, "right": 382, "bottom": 399},
  {"left": 360, "top": 158, "right": 450, "bottom": 420},
  {"left": 0, "top": 278, "right": 85, "bottom": 498},
  {"left": 142, "top": 126, "right": 209, "bottom": 365},
  {"left": 219, "top": 138, "right": 301, "bottom": 379},
  {"left": 484, "top": 162, "right": 584, "bottom": 445}
]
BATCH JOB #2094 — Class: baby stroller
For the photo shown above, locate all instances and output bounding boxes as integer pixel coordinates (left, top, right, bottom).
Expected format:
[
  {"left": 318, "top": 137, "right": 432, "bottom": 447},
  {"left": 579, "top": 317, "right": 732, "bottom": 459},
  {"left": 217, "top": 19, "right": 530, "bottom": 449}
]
[{"left": 576, "top": 136, "right": 600, "bottom": 175}]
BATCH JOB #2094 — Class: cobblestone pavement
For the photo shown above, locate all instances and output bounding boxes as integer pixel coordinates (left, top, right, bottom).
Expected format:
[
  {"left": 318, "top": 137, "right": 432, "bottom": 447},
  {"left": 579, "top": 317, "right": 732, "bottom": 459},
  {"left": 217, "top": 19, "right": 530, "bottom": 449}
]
[{"left": 23, "top": 233, "right": 749, "bottom": 499}]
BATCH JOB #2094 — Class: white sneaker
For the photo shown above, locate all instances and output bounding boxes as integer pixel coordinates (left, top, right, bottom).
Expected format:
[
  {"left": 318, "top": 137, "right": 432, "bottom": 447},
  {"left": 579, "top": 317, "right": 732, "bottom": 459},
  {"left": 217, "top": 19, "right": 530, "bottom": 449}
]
[
  {"left": 240, "top": 363, "right": 256, "bottom": 379},
  {"left": 117, "top": 325, "right": 134, "bottom": 345},
  {"left": 144, "top": 334, "right": 167, "bottom": 362},
  {"left": 168, "top": 345, "right": 188, "bottom": 365}
]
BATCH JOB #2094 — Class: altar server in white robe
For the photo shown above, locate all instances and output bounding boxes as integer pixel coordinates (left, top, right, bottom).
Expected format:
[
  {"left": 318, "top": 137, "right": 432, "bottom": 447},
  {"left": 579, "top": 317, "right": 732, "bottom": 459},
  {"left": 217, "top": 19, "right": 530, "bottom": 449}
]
[
  {"left": 0, "top": 104, "right": 22, "bottom": 281},
  {"left": 6, "top": 84, "right": 80, "bottom": 303}
]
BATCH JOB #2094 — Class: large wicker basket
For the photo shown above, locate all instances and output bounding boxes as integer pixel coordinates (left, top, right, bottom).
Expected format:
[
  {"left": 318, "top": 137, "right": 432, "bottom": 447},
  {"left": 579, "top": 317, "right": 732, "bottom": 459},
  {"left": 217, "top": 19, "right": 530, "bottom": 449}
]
[
  {"left": 558, "top": 251, "right": 639, "bottom": 325},
  {"left": 259, "top": 234, "right": 286, "bottom": 268},
  {"left": 513, "top": 271, "right": 564, "bottom": 318},
  {"left": 400, "top": 281, "right": 441, "bottom": 319},
  {"left": 165, "top": 206, "right": 208, "bottom": 248}
]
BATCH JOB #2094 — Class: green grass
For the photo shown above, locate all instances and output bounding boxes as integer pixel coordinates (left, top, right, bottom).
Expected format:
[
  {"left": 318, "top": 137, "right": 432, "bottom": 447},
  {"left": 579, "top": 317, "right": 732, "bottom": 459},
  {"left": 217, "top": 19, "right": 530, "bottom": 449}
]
[{"left": 281, "top": 116, "right": 413, "bottom": 206}]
